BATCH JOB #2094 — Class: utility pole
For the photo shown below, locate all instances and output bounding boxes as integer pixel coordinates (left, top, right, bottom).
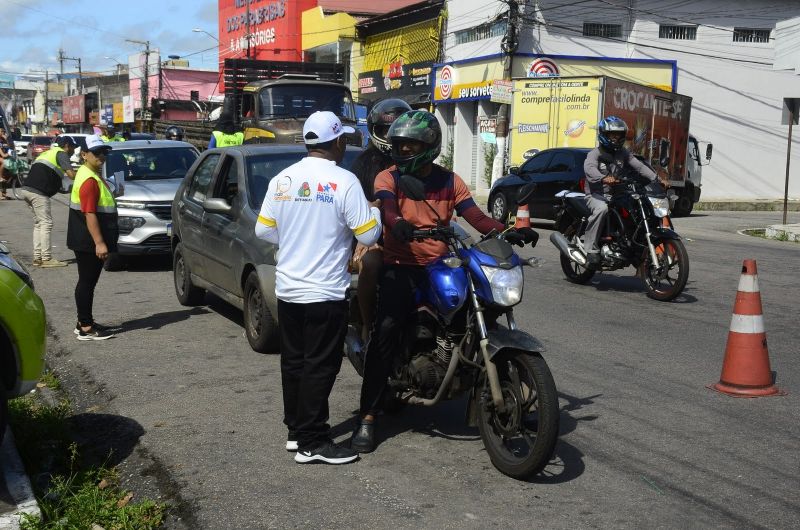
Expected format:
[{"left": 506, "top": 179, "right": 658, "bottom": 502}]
[
  {"left": 58, "top": 49, "right": 83, "bottom": 95},
  {"left": 127, "top": 39, "right": 151, "bottom": 128},
  {"left": 492, "top": 0, "right": 520, "bottom": 186}
]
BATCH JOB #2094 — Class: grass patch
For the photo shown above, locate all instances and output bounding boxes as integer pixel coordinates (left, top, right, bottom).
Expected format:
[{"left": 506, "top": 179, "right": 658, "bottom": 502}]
[{"left": 8, "top": 376, "right": 166, "bottom": 529}]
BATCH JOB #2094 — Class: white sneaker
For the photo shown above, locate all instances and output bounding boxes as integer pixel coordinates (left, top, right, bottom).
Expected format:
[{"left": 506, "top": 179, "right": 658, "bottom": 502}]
[{"left": 286, "top": 440, "right": 298, "bottom": 452}]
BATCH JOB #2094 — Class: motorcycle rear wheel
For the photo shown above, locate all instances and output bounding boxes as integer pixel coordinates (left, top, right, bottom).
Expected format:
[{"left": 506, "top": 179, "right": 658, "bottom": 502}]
[
  {"left": 559, "top": 234, "right": 595, "bottom": 284},
  {"left": 477, "top": 351, "right": 559, "bottom": 479},
  {"left": 641, "top": 238, "right": 689, "bottom": 301}
]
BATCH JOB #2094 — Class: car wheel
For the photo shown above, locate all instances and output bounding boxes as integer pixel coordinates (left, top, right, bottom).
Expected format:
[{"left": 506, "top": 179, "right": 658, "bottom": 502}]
[
  {"left": 489, "top": 191, "right": 510, "bottom": 223},
  {"left": 173, "top": 242, "right": 205, "bottom": 306},
  {"left": 243, "top": 271, "right": 279, "bottom": 353}
]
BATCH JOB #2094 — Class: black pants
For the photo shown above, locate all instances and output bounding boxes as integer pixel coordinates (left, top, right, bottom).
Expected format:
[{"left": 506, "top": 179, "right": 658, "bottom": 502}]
[
  {"left": 277, "top": 299, "right": 348, "bottom": 450},
  {"left": 74, "top": 250, "right": 105, "bottom": 326},
  {"left": 360, "top": 265, "right": 427, "bottom": 416}
]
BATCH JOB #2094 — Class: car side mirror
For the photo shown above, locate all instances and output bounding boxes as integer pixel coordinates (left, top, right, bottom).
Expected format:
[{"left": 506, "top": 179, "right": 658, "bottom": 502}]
[
  {"left": 509, "top": 165, "right": 520, "bottom": 175},
  {"left": 203, "top": 197, "right": 232, "bottom": 215},
  {"left": 705, "top": 144, "right": 713, "bottom": 162},
  {"left": 517, "top": 183, "right": 537, "bottom": 205}
]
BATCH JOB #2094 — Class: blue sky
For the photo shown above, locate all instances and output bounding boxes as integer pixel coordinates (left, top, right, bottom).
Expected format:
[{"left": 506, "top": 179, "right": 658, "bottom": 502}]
[{"left": 1, "top": 0, "right": 219, "bottom": 78}]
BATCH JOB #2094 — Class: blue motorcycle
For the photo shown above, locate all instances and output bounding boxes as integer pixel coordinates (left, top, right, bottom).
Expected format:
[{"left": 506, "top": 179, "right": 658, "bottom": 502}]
[{"left": 345, "top": 177, "right": 559, "bottom": 479}]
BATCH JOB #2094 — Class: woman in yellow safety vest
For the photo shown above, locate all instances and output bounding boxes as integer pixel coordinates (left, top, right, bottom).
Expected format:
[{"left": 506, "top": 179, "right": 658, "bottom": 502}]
[{"left": 66, "top": 135, "right": 119, "bottom": 340}]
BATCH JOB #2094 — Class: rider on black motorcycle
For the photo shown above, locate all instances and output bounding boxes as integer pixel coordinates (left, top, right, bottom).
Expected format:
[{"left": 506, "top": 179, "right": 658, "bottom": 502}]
[
  {"left": 350, "top": 110, "right": 538, "bottom": 453},
  {"left": 584, "top": 116, "right": 656, "bottom": 269}
]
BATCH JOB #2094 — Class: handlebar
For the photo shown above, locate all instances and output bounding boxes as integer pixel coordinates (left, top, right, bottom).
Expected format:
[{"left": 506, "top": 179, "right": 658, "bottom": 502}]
[{"left": 411, "top": 226, "right": 455, "bottom": 241}]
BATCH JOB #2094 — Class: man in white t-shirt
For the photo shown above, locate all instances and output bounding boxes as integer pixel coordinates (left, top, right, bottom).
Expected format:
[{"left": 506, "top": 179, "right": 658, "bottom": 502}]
[{"left": 255, "top": 111, "right": 381, "bottom": 465}]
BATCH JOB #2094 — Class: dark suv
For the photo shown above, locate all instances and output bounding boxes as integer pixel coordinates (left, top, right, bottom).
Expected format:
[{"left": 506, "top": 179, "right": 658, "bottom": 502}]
[{"left": 169, "top": 144, "right": 362, "bottom": 353}]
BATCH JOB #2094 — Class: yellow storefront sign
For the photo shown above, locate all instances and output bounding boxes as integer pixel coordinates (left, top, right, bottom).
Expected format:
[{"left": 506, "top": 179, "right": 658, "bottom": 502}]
[
  {"left": 509, "top": 77, "right": 602, "bottom": 165},
  {"left": 513, "top": 56, "right": 674, "bottom": 92}
]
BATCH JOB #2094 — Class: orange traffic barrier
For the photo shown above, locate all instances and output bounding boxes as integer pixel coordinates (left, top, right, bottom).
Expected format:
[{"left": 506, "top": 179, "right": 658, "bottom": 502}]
[
  {"left": 709, "top": 260, "right": 785, "bottom": 397},
  {"left": 513, "top": 204, "right": 531, "bottom": 229}
]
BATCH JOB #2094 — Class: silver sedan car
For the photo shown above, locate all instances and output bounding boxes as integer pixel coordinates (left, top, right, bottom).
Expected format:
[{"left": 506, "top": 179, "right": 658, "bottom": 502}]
[{"left": 169, "top": 144, "right": 362, "bottom": 353}]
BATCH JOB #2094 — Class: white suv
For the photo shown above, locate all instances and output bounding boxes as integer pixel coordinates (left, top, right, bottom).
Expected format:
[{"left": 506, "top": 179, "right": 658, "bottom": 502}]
[{"left": 102, "top": 140, "right": 199, "bottom": 269}]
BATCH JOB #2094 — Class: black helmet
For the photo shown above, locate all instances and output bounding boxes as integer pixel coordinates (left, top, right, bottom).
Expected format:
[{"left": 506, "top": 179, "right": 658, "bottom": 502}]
[
  {"left": 165, "top": 126, "right": 185, "bottom": 141},
  {"left": 598, "top": 116, "right": 628, "bottom": 152},
  {"left": 388, "top": 110, "right": 442, "bottom": 175},
  {"left": 367, "top": 98, "right": 411, "bottom": 155}
]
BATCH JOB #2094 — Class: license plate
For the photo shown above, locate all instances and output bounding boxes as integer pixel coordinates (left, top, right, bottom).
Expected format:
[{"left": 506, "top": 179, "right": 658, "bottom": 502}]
[{"left": 166, "top": 223, "right": 173, "bottom": 237}]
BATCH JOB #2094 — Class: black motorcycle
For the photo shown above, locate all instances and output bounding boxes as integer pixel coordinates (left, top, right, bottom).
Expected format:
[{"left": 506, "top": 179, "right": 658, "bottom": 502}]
[{"left": 543, "top": 172, "right": 689, "bottom": 301}]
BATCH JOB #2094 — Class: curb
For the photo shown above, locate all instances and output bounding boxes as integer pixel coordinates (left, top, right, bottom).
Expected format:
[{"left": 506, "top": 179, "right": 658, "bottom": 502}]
[
  {"left": 0, "top": 428, "right": 40, "bottom": 530},
  {"left": 693, "top": 201, "right": 800, "bottom": 212}
]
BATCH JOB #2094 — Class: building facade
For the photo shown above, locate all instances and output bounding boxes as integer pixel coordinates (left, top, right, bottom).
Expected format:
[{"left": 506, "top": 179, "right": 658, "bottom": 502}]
[{"left": 437, "top": 0, "right": 800, "bottom": 200}]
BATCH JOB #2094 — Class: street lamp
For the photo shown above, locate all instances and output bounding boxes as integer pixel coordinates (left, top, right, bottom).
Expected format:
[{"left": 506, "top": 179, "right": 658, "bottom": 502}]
[{"left": 193, "top": 28, "right": 219, "bottom": 42}]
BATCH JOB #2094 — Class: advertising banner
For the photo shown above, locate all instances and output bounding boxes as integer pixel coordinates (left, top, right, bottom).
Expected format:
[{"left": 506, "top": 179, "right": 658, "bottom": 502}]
[
  {"left": 122, "top": 96, "right": 134, "bottom": 123},
  {"left": 358, "top": 61, "right": 433, "bottom": 103},
  {"left": 602, "top": 77, "right": 691, "bottom": 183},
  {"left": 113, "top": 103, "right": 124, "bottom": 124},
  {"left": 509, "top": 77, "right": 601, "bottom": 165},
  {"left": 62, "top": 94, "right": 86, "bottom": 124},
  {"left": 515, "top": 55, "right": 675, "bottom": 92},
  {"left": 433, "top": 60, "right": 505, "bottom": 103}
]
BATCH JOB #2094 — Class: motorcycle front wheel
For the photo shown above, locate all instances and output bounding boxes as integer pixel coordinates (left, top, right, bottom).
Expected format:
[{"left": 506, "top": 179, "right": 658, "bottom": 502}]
[
  {"left": 559, "top": 233, "right": 595, "bottom": 284},
  {"left": 477, "top": 351, "right": 559, "bottom": 479},
  {"left": 641, "top": 238, "right": 689, "bottom": 301}
]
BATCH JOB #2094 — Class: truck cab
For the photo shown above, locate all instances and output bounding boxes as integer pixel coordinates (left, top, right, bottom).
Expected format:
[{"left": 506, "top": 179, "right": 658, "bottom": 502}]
[
  {"left": 238, "top": 75, "right": 362, "bottom": 146},
  {"left": 676, "top": 134, "right": 713, "bottom": 216}
]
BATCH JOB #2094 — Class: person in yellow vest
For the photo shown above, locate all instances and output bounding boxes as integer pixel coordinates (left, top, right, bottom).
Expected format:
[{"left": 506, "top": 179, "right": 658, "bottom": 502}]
[
  {"left": 100, "top": 124, "right": 125, "bottom": 142},
  {"left": 67, "top": 135, "right": 119, "bottom": 340},
  {"left": 208, "top": 112, "right": 244, "bottom": 148},
  {"left": 17, "top": 135, "right": 77, "bottom": 267}
]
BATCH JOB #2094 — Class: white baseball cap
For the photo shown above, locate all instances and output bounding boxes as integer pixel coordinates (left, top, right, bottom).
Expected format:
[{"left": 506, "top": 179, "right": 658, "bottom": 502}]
[
  {"left": 85, "top": 134, "right": 113, "bottom": 154},
  {"left": 302, "top": 111, "right": 355, "bottom": 145}
]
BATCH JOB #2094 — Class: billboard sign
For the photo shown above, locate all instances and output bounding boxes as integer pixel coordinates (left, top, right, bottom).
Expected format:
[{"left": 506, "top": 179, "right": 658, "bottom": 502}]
[
  {"left": 123, "top": 96, "right": 135, "bottom": 123},
  {"left": 357, "top": 60, "right": 433, "bottom": 103},
  {"left": 62, "top": 94, "right": 86, "bottom": 124}
]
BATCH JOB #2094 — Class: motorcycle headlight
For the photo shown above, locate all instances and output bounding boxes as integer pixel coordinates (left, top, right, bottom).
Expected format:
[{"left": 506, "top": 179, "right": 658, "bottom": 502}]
[
  {"left": 649, "top": 197, "right": 670, "bottom": 218},
  {"left": 480, "top": 265, "right": 523, "bottom": 306}
]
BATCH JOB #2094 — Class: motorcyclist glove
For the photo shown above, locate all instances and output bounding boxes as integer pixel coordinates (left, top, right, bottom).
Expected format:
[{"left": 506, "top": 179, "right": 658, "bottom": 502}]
[
  {"left": 504, "top": 227, "right": 539, "bottom": 247},
  {"left": 391, "top": 218, "right": 416, "bottom": 243}
]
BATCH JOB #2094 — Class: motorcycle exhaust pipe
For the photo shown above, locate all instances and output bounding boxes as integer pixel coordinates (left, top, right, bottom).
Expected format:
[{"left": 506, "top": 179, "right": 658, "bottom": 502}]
[{"left": 549, "top": 231, "right": 588, "bottom": 266}]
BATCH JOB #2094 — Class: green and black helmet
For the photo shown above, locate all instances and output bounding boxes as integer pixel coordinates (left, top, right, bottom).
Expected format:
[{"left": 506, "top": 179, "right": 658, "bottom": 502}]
[{"left": 388, "top": 110, "right": 442, "bottom": 175}]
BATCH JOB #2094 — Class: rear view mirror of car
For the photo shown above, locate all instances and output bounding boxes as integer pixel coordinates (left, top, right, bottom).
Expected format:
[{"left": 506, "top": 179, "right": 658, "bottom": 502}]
[
  {"left": 705, "top": 144, "right": 713, "bottom": 162},
  {"left": 203, "top": 198, "right": 233, "bottom": 215}
]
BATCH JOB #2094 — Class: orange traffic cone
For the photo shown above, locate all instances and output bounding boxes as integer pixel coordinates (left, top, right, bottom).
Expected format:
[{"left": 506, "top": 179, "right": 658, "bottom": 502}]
[
  {"left": 709, "top": 260, "right": 785, "bottom": 397},
  {"left": 513, "top": 204, "right": 531, "bottom": 229}
]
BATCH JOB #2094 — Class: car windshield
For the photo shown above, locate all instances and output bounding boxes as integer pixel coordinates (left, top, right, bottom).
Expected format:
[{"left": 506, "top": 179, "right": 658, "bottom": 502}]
[
  {"left": 258, "top": 85, "right": 356, "bottom": 122},
  {"left": 105, "top": 147, "right": 198, "bottom": 181},
  {"left": 246, "top": 150, "right": 361, "bottom": 210},
  {"left": 34, "top": 137, "right": 53, "bottom": 146}
]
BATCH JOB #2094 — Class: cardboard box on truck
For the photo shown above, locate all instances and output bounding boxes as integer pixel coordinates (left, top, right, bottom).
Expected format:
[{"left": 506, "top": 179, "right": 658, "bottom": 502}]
[{"left": 509, "top": 76, "right": 702, "bottom": 214}]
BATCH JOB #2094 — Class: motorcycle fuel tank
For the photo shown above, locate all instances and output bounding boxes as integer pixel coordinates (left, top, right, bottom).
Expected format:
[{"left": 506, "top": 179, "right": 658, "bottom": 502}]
[{"left": 426, "top": 259, "right": 469, "bottom": 316}]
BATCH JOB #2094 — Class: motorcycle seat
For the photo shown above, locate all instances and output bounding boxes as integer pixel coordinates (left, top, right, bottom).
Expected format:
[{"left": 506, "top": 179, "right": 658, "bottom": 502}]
[{"left": 565, "top": 195, "right": 592, "bottom": 218}]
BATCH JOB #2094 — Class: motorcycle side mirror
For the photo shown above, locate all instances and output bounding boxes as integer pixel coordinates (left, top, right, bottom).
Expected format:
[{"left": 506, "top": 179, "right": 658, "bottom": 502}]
[
  {"left": 517, "top": 182, "right": 537, "bottom": 205},
  {"left": 398, "top": 173, "right": 427, "bottom": 201},
  {"left": 705, "top": 143, "right": 713, "bottom": 162},
  {"left": 659, "top": 138, "right": 671, "bottom": 167}
]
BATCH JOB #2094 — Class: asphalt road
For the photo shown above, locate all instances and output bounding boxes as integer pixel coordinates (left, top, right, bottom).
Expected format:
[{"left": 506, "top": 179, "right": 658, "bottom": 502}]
[{"left": 1, "top": 196, "right": 798, "bottom": 529}]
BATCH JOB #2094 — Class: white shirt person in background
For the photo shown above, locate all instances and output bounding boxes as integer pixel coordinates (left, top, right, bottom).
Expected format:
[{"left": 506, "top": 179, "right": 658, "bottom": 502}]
[{"left": 255, "top": 111, "right": 381, "bottom": 465}]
